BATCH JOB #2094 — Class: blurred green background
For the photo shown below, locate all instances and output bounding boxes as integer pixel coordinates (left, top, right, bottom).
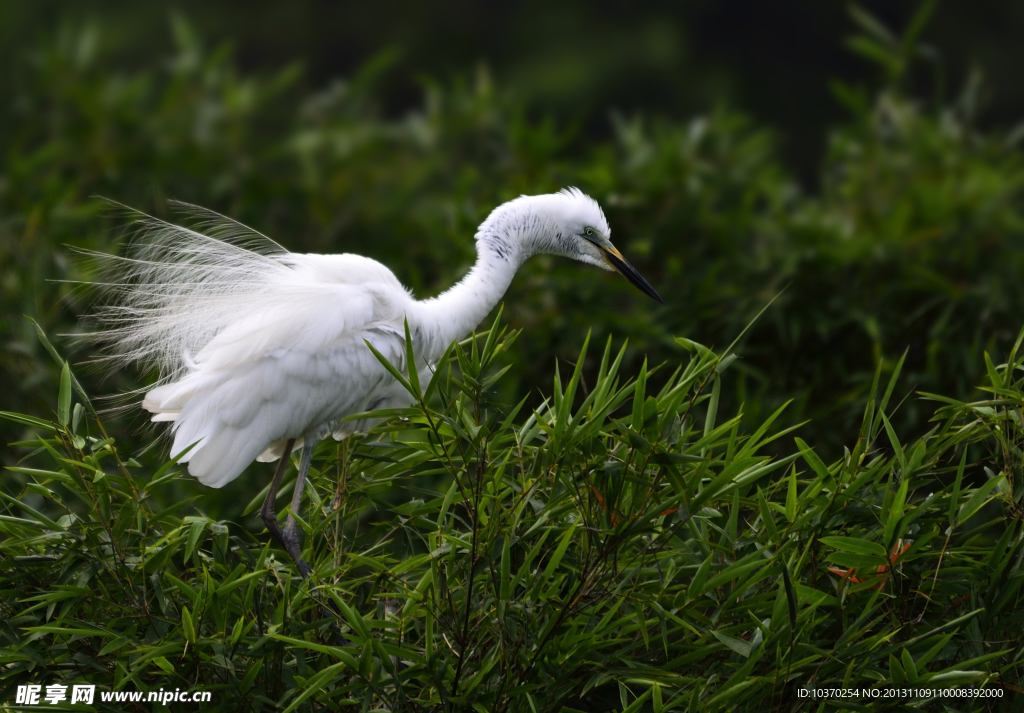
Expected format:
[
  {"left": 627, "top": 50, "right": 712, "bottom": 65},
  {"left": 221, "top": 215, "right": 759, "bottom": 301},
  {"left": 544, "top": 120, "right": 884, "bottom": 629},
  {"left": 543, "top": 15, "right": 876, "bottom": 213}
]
[{"left": 5, "top": 0, "right": 1024, "bottom": 517}]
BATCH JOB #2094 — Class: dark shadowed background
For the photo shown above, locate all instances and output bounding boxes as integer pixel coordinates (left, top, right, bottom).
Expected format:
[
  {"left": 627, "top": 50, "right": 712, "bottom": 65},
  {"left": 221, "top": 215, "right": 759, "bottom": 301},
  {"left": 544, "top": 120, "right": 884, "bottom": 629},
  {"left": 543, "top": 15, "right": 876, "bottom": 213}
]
[{"left": 6, "top": 1, "right": 1024, "bottom": 180}]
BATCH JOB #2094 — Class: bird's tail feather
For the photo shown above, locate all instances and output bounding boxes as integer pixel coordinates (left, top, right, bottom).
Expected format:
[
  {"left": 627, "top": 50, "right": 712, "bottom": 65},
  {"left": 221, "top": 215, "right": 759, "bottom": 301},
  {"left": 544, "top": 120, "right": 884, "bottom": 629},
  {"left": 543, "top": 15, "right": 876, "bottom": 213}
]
[{"left": 176, "top": 425, "right": 265, "bottom": 489}]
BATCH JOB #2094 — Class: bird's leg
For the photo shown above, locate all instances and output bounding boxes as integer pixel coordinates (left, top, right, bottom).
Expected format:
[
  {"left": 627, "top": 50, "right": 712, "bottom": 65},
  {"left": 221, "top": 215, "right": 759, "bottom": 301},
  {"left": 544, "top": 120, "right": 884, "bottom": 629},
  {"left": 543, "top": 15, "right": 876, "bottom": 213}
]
[
  {"left": 259, "top": 438, "right": 295, "bottom": 560},
  {"left": 282, "top": 440, "right": 315, "bottom": 579},
  {"left": 260, "top": 440, "right": 347, "bottom": 643}
]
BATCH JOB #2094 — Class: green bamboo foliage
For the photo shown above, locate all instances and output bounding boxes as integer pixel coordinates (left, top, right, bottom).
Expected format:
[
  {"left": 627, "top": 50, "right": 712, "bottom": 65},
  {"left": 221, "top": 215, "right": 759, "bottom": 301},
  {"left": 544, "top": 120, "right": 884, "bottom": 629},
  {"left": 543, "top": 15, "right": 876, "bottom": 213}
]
[{"left": 2, "top": 317, "right": 1023, "bottom": 711}]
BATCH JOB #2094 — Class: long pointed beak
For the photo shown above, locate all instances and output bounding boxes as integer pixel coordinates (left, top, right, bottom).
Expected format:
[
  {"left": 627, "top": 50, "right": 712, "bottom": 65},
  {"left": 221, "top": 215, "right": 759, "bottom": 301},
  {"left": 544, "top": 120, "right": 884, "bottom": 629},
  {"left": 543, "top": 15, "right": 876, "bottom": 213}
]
[{"left": 600, "top": 245, "right": 665, "bottom": 304}]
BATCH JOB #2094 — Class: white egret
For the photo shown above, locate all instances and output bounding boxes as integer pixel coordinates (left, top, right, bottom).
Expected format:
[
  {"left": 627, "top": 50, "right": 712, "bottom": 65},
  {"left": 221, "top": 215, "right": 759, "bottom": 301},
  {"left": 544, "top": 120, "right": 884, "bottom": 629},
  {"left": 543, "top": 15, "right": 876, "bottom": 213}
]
[{"left": 92, "top": 188, "right": 662, "bottom": 577}]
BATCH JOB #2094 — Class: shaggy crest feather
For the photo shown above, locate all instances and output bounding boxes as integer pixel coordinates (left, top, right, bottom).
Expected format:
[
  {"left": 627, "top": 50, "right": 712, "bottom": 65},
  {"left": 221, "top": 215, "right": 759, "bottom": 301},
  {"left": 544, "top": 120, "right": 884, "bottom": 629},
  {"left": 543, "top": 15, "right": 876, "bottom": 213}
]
[{"left": 557, "top": 186, "right": 608, "bottom": 227}]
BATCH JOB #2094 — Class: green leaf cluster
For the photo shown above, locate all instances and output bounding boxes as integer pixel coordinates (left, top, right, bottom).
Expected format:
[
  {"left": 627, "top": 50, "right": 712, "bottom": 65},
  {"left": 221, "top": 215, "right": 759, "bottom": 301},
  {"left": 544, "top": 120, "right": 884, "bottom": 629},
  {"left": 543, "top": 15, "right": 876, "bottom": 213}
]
[{"left": 3, "top": 314, "right": 1024, "bottom": 711}]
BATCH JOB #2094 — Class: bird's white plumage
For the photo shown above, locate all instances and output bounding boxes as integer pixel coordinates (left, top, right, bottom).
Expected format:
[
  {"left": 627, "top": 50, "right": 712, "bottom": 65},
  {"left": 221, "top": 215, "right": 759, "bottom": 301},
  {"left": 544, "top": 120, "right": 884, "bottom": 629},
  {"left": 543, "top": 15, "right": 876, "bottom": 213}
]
[
  {"left": 91, "top": 189, "right": 646, "bottom": 488},
  {"left": 138, "top": 252, "right": 420, "bottom": 487}
]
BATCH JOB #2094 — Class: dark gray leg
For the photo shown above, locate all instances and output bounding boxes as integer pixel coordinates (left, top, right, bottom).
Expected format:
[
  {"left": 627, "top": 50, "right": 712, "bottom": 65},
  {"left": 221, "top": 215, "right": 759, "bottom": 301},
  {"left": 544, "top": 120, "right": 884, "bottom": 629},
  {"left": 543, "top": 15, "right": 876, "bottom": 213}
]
[
  {"left": 259, "top": 439, "right": 346, "bottom": 644},
  {"left": 260, "top": 438, "right": 295, "bottom": 563},
  {"left": 259, "top": 438, "right": 315, "bottom": 579},
  {"left": 281, "top": 440, "right": 315, "bottom": 579}
]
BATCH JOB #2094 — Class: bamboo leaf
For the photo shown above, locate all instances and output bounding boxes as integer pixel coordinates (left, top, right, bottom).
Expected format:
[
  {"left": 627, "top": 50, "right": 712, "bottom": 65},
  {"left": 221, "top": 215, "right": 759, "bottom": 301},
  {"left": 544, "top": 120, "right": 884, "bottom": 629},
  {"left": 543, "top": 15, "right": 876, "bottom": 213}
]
[
  {"left": 184, "top": 520, "right": 206, "bottom": 561},
  {"left": 781, "top": 562, "right": 798, "bottom": 629},
  {"left": 819, "top": 536, "right": 886, "bottom": 557},
  {"left": 712, "top": 630, "right": 752, "bottom": 658},
  {"left": 688, "top": 552, "right": 713, "bottom": 600},
  {"left": 949, "top": 448, "right": 967, "bottom": 527},
  {"left": 28, "top": 317, "right": 94, "bottom": 413},
  {"left": 181, "top": 606, "right": 196, "bottom": 644},
  {"left": 880, "top": 412, "right": 906, "bottom": 474},
  {"left": 957, "top": 470, "right": 1006, "bottom": 524},
  {"left": 794, "top": 436, "right": 836, "bottom": 489},
  {"left": 631, "top": 357, "right": 648, "bottom": 431},
  {"left": 363, "top": 337, "right": 413, "bottom": 395},
  {"left": 785, "top": 464, "right": 798, "bottom": 523},
  {"left": 58, "top": 362, "right": 71, "bottom": 426},
  {"left": 403, "top": 317, "right": 421, "bottom": 398},
  {"left": 703, "top": 375, "right": 721, "bottom": 438}
]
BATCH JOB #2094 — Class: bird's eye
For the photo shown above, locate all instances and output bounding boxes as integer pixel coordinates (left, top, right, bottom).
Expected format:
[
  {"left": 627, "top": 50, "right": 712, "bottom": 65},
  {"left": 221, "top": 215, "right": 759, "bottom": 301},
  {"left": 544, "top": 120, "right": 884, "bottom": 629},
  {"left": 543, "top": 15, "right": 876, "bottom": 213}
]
[{"left": 585, "top": 228, "right": 594, "bottom": 237}]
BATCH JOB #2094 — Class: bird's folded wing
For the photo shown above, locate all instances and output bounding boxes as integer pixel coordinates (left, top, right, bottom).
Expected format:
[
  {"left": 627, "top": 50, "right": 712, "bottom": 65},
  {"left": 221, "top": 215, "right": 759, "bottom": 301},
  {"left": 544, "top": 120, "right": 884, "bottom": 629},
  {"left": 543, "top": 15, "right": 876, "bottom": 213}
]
[{"left": 155, "top": 322, "right": 409, "bottom": 488}]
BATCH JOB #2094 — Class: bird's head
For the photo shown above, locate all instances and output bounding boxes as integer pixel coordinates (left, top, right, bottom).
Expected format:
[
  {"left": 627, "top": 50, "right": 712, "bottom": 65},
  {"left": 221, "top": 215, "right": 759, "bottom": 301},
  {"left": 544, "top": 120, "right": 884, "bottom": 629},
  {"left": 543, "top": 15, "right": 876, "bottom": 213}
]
[{"left": 479, "top": 187, "right": 664, "bottom": 304}]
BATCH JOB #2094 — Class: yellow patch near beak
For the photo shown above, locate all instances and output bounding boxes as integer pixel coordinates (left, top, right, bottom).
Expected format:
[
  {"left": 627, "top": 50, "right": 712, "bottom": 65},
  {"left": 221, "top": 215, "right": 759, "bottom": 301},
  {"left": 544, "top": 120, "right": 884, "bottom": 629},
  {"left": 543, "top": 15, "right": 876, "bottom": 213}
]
[
  {"left": 600, "top": 245, "right": 626, "bottom": 270},
  {"left": 597, "top": 245, "right": 664, "bottom": 304}
]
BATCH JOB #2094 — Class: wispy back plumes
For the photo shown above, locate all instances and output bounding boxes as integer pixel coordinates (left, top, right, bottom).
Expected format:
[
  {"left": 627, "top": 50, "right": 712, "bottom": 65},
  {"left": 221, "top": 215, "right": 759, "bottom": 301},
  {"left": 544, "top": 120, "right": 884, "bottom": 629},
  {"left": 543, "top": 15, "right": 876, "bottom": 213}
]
[{"left": 83, "top": 201, "right": 291, "bottom": 386}]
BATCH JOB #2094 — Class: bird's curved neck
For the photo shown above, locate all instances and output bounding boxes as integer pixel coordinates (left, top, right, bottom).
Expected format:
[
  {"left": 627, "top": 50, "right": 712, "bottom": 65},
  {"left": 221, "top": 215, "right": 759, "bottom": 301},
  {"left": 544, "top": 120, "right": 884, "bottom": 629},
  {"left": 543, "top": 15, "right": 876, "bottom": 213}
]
[{"left": 416, "top": 204, "right": 544, "bottom": 359}]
